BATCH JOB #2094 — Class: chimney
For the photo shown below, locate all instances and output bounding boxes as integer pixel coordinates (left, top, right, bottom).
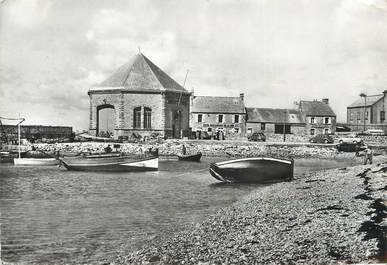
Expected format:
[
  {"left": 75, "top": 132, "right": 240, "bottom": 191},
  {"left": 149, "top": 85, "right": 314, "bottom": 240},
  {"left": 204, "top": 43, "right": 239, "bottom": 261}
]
[
  {"left": 240, "top": 93, "right": 244, "bottom": 102},
  {"left": 322, "top": 98, "right": 329, "bottom": 104}
]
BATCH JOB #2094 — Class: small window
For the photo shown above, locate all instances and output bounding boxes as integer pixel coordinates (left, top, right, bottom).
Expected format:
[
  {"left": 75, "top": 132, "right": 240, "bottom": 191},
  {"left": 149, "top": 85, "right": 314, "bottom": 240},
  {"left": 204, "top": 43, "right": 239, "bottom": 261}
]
[
  {"left": 324, "top": 117, "right": 330, "bottom": 124},
  {"left": 350, "top": 113, "right": 353, "bottom": 121},
  {"left": 197, "top": 114, "right": 202, "bottom": 123},
  {"left": 324, "top": 128, "right": 330, "bottom": 134},
  {"left": 234, "top": 127, "right": 239, "bottom": 133},
  {"left": 207, "top": 127, "right": 212, "bottom": 132},
  {"left": 357, "top": 113, "right": 361, "bottom": 120},
  {"left": 133, "top": 107, "right": 141, "bottom": 128},
  {"left": 310, "top": 128, "right": 315, "bottom": 135},
  {"left": 218, "top": 114, "right": 223, "bottom": 123},
  {"left": 247, "top": 128, "right": 252, "bottom": 134},
  {"left": 381, "top": 111, "right": 385, "bottom": 122},
  {"left": 310, "top": 117, "right": 315, "bottom": 124},
  {"left": 234, "top": 115, "right": 239, "bottom": 123},
  {"left": 365, "top": 111, "right": 368, "bottom": 120},
  {"left": 261, "top": 123, "right": 266, "bottom": 131}
]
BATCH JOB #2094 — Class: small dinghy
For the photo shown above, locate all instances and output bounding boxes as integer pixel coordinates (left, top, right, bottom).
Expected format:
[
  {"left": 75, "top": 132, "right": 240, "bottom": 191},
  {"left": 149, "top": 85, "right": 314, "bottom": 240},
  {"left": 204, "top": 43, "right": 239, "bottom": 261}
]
[
  {"left": 14, "top": 158, "right": 59, "bottom": 166},
  {"left": 209, "top": 157, "right": 294, "bottom": 183},
  {"left": 59, "top": 155, "right": 158, "bottom": 172},
  {"left": 178, "top": 152, "right": 202, "bottom": 162}
]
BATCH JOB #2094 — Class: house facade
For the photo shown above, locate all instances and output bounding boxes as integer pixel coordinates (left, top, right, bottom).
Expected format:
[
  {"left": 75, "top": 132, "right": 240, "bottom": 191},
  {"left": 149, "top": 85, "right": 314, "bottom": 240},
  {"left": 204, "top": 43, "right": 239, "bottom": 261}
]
[
  {"left": 246, "top": 108, "right": 305, "bottom": 135},
  {"left": 347, "top": 91, "right": 387, "bottom": 131},
  {"left": 299, "top": 99, "right": 336, "bottom": 135},
  {"left": 190, "top": 94, "right": 246, "bottom": 138},
  {"left": 88, "top": 53, "right": 190, "bottom": 139}
]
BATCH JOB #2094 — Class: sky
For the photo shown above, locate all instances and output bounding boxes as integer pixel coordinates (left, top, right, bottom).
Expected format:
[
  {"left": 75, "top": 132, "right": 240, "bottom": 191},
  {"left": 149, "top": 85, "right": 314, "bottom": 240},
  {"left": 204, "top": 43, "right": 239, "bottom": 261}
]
[{"left": 1, "top": 0, "right": 387, "bottom": 130}]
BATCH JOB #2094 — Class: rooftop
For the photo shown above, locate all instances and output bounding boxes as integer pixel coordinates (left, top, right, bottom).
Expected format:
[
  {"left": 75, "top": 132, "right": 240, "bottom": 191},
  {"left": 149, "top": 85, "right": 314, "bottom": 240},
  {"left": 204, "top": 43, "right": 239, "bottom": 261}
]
[
  {"left": 347, "top": 94, "right": 384, "bottom": 108},
  {"left": 91, "top": 53, "right": 188, "bottom": 94},
  {"left": 246, "top": 108, "right": 305, "bottom": 124},
  {"left": 299, "top": 100, "right": 336, "bottom": 116},
  {"left": 192, "top": 96, "right": 245, "bottom": 114}
]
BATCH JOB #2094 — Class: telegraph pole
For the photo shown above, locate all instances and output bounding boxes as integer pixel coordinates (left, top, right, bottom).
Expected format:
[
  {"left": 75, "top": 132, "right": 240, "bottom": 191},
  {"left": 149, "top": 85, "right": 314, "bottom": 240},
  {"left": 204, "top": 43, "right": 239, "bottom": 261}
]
[{"left": 360, "top": 93, "right": 367, "bottom": 132}]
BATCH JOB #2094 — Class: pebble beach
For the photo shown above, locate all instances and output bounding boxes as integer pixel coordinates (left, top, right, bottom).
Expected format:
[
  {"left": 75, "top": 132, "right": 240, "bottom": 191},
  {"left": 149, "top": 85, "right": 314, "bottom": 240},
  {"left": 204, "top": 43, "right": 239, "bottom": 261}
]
[{"left": 109, "top": 159, "right": 386, "bottom": 265}]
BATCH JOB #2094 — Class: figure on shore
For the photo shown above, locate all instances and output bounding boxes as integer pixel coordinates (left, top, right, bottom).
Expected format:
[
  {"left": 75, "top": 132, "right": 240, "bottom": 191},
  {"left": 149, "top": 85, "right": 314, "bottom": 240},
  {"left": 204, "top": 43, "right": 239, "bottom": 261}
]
[
  {"left": 182, "top": 144, "right": 187, "bottom": 155},
  {"left": 363, "top": 147, "right": 373, "bottom": 165},
  {"left": 104, "top": 145, "right": 112, "bottom": 153}
]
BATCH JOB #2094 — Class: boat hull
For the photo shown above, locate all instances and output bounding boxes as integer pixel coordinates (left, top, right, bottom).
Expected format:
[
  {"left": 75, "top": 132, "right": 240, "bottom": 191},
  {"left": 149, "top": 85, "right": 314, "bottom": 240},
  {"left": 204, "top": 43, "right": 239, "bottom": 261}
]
[
  {"left": 14, "top": 158, "right": 59, "bottom": 166},
  {"left": 209, "top": 157, "right": 294, "bottom": 183},
  {"left": 177, "top": 152, "right": 202, "bottom": 162},
  {"left": 59, "top": 156, "right": 158, "bottom": 172}
]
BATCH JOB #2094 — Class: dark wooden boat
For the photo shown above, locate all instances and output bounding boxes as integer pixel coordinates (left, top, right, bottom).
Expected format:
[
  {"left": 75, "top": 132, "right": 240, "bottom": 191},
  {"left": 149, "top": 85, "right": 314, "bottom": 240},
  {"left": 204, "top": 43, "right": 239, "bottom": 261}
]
[
  {"left": 59, "top": 155, "right": 158, "bottom": 172},
  {"left": 178, "top": 152, "right": 202, "bottom": 162},
  {"left": 209, "top": 157, "right": 294, "bottom": 183},
  {"left": 336, "top": 142, "right": 367, "bottom": 153}
]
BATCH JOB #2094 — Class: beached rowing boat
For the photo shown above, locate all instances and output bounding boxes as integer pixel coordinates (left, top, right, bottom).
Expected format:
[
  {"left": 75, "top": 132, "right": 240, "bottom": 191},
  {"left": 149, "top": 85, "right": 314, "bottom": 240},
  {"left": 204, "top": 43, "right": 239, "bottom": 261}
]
[
  {"left": 209, "top": 157, "right": 294, "bottom": 183},
  {"left": 177, "top": 152, "right": 202, "bottom": 162},
  {"left": 14, "top": 158, "right": 59, "bottom": 166},
  {"left": 59, "top": 155, "right": 158, "bottom": 172}
]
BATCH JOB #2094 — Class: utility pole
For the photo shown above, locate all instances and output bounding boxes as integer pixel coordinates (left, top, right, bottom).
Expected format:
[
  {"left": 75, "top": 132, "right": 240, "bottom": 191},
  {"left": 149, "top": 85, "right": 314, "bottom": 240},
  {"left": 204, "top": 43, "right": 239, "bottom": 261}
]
[
  {"left": 360, "top": 93, "right": 367, "bottom": 132},
  {"left": 283, "top": 110, "right": 287, "bottom": 142}
]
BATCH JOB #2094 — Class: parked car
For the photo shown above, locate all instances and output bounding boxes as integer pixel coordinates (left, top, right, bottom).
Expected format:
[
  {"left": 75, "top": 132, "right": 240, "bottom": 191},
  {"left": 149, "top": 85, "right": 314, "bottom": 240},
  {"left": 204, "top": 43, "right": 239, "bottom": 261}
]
[
  {"left": 364, "top": 129, "right": 385, "bottom": 136},
  {"left": 337, "top": 142, "right": 367, "bottom": 153},
  {"left": 309, "top": 134, "right": 334, "bottom": 144},
  {"left": 248, "top": 132, "right": 266, "bottom": 142},
  {"left": 338, "top": 134, "right": 363, "bottom": 144}
]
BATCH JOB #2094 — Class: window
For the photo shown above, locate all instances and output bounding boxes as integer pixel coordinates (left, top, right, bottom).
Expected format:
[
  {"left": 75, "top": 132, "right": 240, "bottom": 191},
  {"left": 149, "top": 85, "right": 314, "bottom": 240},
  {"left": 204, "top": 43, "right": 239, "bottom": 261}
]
[
  {"left": 247, "top": 128, "right": 252, "bottom": 134},
  {"left": 310, "top": 117, "right": 315, "bottom": 124},
  {"left": 218, "top": 114, "right": 224, "bottom": 123},
  {"left": 133, "top": 107, "right": 141, "bottom": 128},
  {"left": 350, "top": 113, "right": 353, "bottom": 121},
  {"left": 324, "top": 117, "right": 330, "bottom": 124},
  {"left": 234, "top": 127, "right": 239, "bottom": 133},
  {"left": 234, "top": 115, "right": 239, "bottom": 123},
  {"left": 324, "top": 128, "right": 330, "bottom": 134},
  {"left": 274, "top": 125, "right": 291, "bottom": 134},
  {"left": 357, "top": 112, "right": 361, "bottom": 120},
  {"left": 207, "top": 127, "right": 212, "bottom": 132},
  {"left": 144, "top": 107, "right": 152, "bottom": 129},
  {"left": 365, "top": 111, "right": 368, "bottom": 120},
  {"left": 197, "top": 114, "right": 203, "bottom": 123},
  {"left": 261, "top": 123, "right": 266, "bottom": 131},
  {"left": 310, "top": 128, "right": 315, "bottom": 135},
  {"left": 381, "top": 111, "right": 385, "bottom": 122}
]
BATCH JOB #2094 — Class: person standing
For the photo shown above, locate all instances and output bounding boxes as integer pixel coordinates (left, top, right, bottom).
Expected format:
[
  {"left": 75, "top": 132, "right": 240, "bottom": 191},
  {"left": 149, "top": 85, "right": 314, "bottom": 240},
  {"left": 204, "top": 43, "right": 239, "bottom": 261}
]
[
  {"left": 363, "top": 147, "right": 373, "bottom": 165},
  {"left": 182, "top": 144, "right": 187, "bottom": 155}
]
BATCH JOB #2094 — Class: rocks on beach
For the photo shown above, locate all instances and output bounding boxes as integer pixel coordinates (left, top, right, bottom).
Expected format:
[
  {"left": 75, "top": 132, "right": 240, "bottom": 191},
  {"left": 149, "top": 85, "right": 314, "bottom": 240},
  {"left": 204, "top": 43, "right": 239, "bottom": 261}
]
[{"left": 110, "top": 163, "right": 386, "bottom": 265}]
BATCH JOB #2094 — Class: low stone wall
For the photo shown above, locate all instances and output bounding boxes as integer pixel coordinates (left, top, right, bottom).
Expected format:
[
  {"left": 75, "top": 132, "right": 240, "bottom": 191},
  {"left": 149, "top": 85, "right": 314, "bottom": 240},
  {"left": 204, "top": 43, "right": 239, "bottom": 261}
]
[{"left": 31, "top": 140, "right": 373, "bottom": 160}]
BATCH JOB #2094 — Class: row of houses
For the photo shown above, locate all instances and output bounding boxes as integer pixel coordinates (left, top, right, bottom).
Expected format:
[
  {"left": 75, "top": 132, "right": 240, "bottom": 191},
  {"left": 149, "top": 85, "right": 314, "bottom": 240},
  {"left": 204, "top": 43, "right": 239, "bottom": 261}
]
[
  {"left": 190, "top": 95, "right": 336, "bottom": 138},
  {"left": 88, "top": 53, "right": 337, "bottom": 139}
]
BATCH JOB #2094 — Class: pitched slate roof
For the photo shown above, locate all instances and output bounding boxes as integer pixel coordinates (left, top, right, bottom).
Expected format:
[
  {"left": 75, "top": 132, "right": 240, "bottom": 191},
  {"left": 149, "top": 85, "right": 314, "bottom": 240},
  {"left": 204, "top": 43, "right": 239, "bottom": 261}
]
[
  {"left": 299, "top": 100, "right": 336, "bottom": 116},
  {"left": 246, "top": 108, "right": 305, "bottom": 124},
  {"left": 94, "top": 53, "right": 188, "bottom": 93},
  {"left": 347, "top": 94, "right": 383, "bottom": 108},
  {"left": 192, "top": 96, "right": 245, "bottom": 114}
]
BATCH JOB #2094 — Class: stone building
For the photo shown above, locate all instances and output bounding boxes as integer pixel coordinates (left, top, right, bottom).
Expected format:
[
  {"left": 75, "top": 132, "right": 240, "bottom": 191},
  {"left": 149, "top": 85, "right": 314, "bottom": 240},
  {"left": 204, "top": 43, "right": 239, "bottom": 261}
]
[
  {"left": 347, "top": 91, "right": 387, "bottom": 132},
  {"left": 299, "top": 99, "right": 336, "bottom": 135},
  {"left": 246, "top": 108, "right": 305, "bottom": 135},
  {"left": 190, "top": 94, "right": 246, "bottom": 138},
  {"left": 88, "top": 53, "right": 191, "bottom": 139}
]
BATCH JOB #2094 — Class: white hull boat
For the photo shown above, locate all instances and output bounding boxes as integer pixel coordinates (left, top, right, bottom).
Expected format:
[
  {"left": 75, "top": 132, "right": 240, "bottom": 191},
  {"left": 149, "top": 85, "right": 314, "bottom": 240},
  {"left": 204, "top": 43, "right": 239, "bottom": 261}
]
[{"left": 14, "top": 158, "right": 59, "bottom": 166}]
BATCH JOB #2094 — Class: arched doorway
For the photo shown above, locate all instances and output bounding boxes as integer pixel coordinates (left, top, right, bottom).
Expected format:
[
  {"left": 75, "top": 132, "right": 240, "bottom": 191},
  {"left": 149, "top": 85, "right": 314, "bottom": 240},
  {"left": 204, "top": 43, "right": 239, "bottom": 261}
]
[{"left": 97, "top": 104, "right": 115, "bottom": 137}]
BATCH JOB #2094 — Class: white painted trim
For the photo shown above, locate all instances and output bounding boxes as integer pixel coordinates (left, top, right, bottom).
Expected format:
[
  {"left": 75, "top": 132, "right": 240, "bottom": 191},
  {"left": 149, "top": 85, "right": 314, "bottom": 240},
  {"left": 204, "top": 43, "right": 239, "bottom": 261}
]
[{"left": 216, "top": 157, "right": 292, "bottom": 166}]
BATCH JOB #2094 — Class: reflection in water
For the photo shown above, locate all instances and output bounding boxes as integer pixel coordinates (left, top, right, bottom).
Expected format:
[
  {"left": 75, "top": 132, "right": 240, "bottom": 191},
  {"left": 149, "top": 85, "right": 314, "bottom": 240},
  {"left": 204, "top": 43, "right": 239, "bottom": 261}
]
[{"left": 0, "top": 157, "right": 359, "bottom": 264}]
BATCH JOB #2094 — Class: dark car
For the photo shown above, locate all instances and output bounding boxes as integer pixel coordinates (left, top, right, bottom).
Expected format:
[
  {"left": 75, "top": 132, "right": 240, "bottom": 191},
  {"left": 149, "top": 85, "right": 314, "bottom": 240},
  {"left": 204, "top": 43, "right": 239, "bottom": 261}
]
[
  {"left": 309, "top": 134, "right": 334, "bottom": 144},
  {"left": 248, "top": 132, "right": 266, "bottom": 142},
  {"left": 337, "top": 142, "right": 367, "bottom": 153}
]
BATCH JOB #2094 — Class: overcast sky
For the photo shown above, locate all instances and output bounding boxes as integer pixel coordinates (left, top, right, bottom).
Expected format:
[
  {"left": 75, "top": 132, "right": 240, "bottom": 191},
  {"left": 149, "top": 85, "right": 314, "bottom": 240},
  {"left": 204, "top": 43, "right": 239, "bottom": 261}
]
[{"left": 1, "top": 0, "right": 387, "bottom": 130}]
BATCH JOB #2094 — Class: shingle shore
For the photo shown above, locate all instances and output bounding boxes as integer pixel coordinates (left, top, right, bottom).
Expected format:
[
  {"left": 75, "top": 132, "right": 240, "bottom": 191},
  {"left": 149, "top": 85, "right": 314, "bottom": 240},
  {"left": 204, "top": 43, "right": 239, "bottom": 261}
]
[{"left": 110, "top": 162, "right": 386, "bottom": 265}]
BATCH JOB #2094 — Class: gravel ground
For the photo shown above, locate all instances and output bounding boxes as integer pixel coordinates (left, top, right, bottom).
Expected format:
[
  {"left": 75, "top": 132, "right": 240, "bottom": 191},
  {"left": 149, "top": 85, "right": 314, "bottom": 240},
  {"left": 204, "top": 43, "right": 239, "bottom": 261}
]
[{"left": 107, "top": 160, "right": 386, "bottom": 265}]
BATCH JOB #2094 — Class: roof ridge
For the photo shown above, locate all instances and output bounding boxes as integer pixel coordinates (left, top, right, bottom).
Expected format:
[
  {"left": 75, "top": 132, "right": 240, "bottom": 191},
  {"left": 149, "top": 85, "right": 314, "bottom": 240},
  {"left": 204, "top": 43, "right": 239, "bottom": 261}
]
[{"left": 139, "top": 53, "right": 165, "bottom": 91}]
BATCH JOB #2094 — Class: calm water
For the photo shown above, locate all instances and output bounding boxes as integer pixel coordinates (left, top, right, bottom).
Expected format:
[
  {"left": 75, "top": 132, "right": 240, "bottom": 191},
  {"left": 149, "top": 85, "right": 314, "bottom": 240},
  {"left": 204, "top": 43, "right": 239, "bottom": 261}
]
[{"left": 0, "top": 157, "right": 360, "bottom": 264}]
